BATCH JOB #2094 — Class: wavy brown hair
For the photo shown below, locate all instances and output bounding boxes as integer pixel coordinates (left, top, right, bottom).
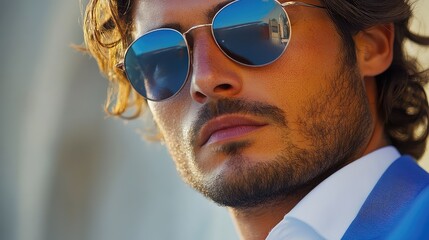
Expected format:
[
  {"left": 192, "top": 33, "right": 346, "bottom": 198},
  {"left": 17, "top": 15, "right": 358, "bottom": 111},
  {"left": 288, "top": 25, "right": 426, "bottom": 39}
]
[
  {"left": 82, "top": 0, "right": 143, "bottom": 118},
  {"left": 82, "top": 0, "right": 429, "bottom": 159}
]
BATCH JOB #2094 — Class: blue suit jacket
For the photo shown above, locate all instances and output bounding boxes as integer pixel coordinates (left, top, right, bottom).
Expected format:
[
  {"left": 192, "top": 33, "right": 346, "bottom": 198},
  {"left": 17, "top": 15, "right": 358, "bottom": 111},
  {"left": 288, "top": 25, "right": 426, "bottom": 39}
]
[{"left": 342, "top": 156, "right": 429, "bottom": 239}]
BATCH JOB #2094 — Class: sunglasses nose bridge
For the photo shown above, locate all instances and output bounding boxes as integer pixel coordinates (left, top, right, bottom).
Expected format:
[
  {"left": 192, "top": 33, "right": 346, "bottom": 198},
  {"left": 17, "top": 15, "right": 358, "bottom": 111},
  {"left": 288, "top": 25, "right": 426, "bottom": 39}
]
[{"left": 183, "top": 23, "right": 212, "bottom": 36}]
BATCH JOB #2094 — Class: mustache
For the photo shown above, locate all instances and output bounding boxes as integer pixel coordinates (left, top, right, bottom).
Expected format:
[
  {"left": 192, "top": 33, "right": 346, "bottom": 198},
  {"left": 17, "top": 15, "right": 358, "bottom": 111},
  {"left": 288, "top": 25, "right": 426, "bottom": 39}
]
[{"left": 190, "top": 98, "right": 287, "bottom": 145}]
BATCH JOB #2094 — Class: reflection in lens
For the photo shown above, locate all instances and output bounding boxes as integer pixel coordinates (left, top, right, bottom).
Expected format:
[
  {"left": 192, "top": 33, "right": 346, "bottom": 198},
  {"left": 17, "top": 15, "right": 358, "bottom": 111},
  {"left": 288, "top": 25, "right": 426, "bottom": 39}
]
[
  {"left": 124, "top": 29, "right": 189, "bottom": 101},
  {"left": 213, "top": 0, "right": 289, "bottom": 66}
]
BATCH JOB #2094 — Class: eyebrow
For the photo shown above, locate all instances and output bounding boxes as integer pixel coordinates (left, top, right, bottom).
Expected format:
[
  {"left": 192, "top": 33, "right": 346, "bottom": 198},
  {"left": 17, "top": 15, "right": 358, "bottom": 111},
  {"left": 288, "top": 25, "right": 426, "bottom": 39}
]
[
  {"left": 205, "top": 0, "right": 235, "bottom": 20},
  {"left": 154, "top": 0, "right": 235, "bottom": 33}
]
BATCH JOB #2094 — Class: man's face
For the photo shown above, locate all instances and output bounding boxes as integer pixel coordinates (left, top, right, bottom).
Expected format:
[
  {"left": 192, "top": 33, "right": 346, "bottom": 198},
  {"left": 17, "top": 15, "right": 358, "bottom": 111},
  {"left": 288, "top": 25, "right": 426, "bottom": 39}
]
[{"left": 134, "top": 0, "right": 374, "bottom": 207}]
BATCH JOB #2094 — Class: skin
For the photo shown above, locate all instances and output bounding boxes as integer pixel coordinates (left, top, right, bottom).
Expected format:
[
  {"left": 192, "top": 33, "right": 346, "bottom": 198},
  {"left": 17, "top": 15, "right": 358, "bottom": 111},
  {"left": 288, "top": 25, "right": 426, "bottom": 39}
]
[{"left": 132, "top": 0, "right": 394, "bottom": 239}]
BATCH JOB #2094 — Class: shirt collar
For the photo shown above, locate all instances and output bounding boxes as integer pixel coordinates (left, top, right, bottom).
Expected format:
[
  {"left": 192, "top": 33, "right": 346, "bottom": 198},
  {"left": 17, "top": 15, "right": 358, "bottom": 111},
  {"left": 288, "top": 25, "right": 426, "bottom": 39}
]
[{"left": 268, "top": 146, "right": 401, "bottom": 240}]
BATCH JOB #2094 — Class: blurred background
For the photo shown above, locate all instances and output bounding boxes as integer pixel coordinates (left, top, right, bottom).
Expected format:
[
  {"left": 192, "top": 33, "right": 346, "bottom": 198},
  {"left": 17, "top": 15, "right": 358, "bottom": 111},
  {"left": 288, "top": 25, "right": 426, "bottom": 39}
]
[{"left": 0, "top": 1, "right": 428, "bottom": 240}]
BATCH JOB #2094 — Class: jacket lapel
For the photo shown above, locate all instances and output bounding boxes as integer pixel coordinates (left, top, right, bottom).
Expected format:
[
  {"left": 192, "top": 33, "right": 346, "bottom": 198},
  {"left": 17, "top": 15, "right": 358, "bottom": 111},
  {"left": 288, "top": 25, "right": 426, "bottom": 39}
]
[{"left": 342, "top": 156, "right": 429, "bottom": 239}]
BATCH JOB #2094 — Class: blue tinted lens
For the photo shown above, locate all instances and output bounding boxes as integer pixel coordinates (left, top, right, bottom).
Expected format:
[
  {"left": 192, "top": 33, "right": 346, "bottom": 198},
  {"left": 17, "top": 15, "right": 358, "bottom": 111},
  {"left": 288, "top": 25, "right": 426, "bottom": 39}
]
[
  {"left": 212, "top": 0, "right": 290, "bottom": 66},
  {"left": 124, "top": 29, "right": 190, "bottom": 101}
]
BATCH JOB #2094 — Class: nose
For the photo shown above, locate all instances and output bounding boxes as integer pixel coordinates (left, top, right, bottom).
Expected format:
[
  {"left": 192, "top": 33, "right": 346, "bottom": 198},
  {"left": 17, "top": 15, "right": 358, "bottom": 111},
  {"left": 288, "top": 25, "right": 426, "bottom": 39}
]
[{"left": 189, "top": 29, "right": 243, "bottom": 104}]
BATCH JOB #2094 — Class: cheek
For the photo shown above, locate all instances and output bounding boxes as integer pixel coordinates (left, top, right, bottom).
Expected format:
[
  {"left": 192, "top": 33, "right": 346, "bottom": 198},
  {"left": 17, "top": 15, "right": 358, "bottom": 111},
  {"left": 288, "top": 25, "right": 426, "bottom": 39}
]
[
  {"left": 249, "top": 23, "right": 342, "bottom": 99},
  {"left": 147, "top": 89, "right": 195, "bottom": 147},
  {"left": 290, "top": 20, "right": 342, "bottom": 73},
  {"left": 147, "top": 101, "right": 183, "bottom": 141},
  {"left": 237, "top": 20, "right": 346, "bottom": 145},
  {"left": 148, "top": 98, "right": 199, "bottom": 170},
  {"left": 284, "top": 21, "right": 342, "bottom": 93}
]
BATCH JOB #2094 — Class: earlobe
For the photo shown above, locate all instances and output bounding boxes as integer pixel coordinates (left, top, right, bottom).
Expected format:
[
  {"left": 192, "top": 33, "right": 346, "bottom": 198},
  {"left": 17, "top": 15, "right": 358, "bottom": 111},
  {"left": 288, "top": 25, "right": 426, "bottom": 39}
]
[{"left": 354, "top": 24, "right": 395, "bottom": 77}]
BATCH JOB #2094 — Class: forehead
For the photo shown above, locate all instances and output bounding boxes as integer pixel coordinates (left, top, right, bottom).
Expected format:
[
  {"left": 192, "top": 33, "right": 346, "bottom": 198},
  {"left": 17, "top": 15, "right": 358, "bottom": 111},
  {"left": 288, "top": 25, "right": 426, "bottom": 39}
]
[{"left": 133, "top": 0, "right": 233, "bottom": 35}]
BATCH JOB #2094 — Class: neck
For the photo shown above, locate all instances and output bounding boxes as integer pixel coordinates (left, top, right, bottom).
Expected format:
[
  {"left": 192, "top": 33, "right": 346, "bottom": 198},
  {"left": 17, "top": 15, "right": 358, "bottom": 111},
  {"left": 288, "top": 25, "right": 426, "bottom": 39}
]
[{"left": 227, "top": 182, "right": 317, "bottom": 240}]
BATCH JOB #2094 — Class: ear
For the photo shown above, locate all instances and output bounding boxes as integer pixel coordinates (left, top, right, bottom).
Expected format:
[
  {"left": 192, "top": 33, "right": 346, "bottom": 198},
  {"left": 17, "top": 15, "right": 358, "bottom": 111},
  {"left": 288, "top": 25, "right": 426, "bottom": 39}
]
[{"left": 354, "top": 24, "right": 395, "bottom": 77}]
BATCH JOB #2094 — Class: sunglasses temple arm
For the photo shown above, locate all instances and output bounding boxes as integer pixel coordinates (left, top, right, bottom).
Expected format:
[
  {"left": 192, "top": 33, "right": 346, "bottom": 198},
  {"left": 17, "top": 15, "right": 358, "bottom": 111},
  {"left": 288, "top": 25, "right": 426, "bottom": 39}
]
[
  {"left": 116, "top": 62, "right": 125, "bottom": 71},
  {"left": 281, "top": 1, "right": 325, "bottom": 9}
]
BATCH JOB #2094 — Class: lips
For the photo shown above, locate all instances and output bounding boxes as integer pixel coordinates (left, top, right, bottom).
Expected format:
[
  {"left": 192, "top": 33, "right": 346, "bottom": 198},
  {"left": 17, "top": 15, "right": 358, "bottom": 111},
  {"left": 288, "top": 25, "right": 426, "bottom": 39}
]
[{"left": 198, "top": 115, "right": 267, "bottom": 146}]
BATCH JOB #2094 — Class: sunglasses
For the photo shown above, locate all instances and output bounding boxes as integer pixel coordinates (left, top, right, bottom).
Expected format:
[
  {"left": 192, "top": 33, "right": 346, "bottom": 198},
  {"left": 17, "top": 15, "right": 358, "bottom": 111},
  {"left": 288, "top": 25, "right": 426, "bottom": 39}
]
[{"left": 117, "top": 0, "right": 324, "bottom": 101}]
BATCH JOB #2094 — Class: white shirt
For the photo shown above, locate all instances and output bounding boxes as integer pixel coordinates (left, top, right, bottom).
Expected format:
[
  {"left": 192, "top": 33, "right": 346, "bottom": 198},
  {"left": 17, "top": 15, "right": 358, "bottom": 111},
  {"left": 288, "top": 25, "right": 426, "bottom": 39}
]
[{"left": 266, "top": 146, "right": 401, "bottom": 240}]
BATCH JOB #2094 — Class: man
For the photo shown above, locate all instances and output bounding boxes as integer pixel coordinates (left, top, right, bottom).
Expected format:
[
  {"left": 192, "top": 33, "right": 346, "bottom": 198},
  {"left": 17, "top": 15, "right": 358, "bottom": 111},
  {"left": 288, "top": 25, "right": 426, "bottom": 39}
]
[{"left": 82, "top": 0, "right": 429, "bottom": 239}]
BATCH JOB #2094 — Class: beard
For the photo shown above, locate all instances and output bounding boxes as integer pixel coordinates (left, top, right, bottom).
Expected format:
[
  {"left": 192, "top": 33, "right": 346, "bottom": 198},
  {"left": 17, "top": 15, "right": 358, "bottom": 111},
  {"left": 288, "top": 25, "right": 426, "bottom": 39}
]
[{"left": 168, "top": 63, "right": 373, "bottom": 209}]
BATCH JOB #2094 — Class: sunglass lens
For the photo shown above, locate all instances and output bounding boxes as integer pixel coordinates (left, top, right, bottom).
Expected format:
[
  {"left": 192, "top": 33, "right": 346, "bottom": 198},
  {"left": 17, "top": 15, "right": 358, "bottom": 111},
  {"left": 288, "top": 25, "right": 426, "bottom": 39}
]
[
  {"left": 212, "top": 0, "right": 290, "bottom": 66},
  {"left": 124, "top": 29, "right": 190, "bottom": 101}
]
